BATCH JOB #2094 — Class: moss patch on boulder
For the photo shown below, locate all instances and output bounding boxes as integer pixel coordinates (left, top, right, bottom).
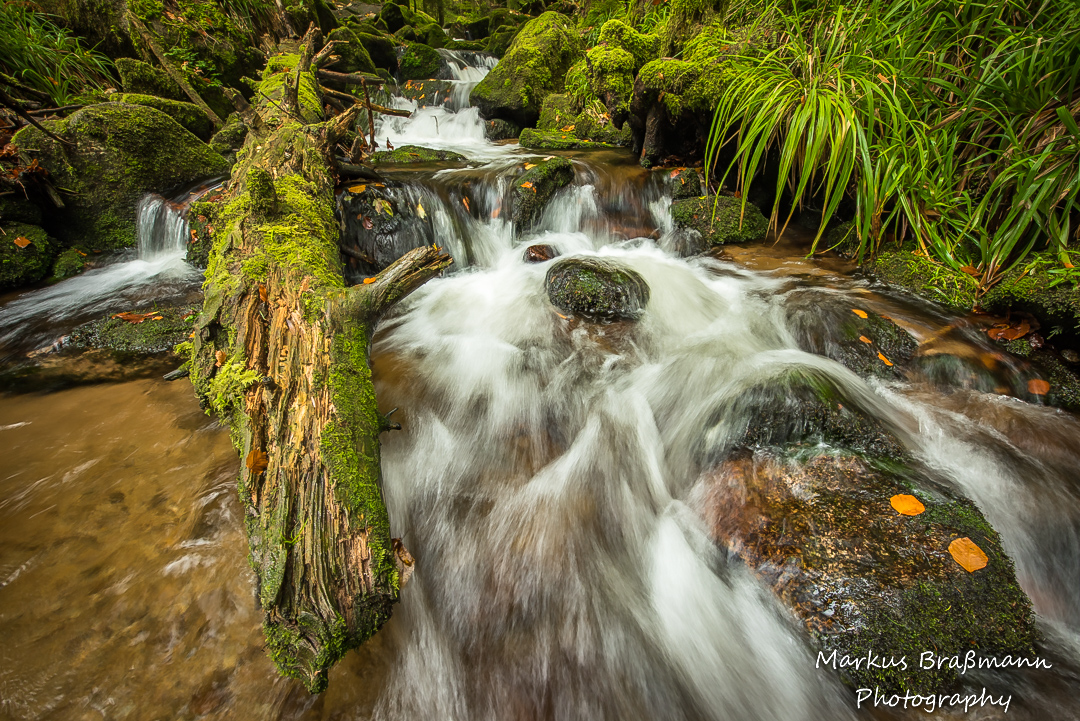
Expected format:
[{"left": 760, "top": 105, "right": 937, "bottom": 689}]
[
  {"left": 597, "top": 19, "right": 657, "bottom": 71},
  {"left": 12, "top": 103, "right": 229, "bottom": 251},
  {"left": 67, "top": 303, "right": 199, "bottom": 354},
  {"left": 209, "top": 113, "right": 249, "bottom": 165},
  {"left": 470, "top": 12, "right": 582, "bottom": 126},
  {"left": 370, "top": 145, "right": 467, "bottom": 164},
  {"left": 545, "top": 256, "right": 651, "bottom": 322},
  {"left": 670, "top": 195, "right": 767, "bottom": 246},
  {"left": 399, "top": 42, "right": 444, "bottom": 81},
  {"left": 0, "top": 222, "right": 59, "bottom": 290},
  {"left": 51, "top": 247, "right": 87, "bottom": 280},
  {"left": 0, "top": 195, "right": 43, "bottom": 226},
  {"left": 511, "top": 155, "right": 574, "bottom": 229},
  {"left": 519, "top": 128, "right": 617, "bottom": 150},
  {"left": 326, "top": 27, "right": 380, "bottom": 75},
  {"left": 111, "top": 94, "right": 214, "bottom": 140},
  {"left": 869, "top": 250, "right": 978, "bottom": 311},
  {"left": 114, "top": 58, "right": 185, "bottom": 101}
]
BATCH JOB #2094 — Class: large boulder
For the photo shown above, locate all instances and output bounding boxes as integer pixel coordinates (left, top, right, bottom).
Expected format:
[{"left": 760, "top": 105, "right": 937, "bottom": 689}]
[
  {"left": 511, "top": 155, "right": 574, "bottom": 229},
  {"left": 701, "top": 373, "right": 1037, "bottom": 695},
  {"left": 545, "top": 256, "right": 650, "bottom": 322},
  {"left": 399, "top": 43, "right": 444, "bottom": 81},
  {"left": 325, "top": 26, "right": 380, "bottom": 75},
  {"left": 115, "top": 58, "right": 186, "bottom": 101},
  {"left": 109, "top": 93, "right": 214, "bottom": 140},
  {"left": 0, "top": 222, "right": 59, "bottom": 290},
  {"left": 470, "top": 12, "right": 582, "bottom": 126},
  {"left": 12, "top": 103, "right": 229, "bottom": 250}
]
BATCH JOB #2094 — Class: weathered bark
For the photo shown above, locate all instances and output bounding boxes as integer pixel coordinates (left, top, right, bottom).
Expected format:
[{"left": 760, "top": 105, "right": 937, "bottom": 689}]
[{"left": 185, "top": 36, "right": 443, "bottom": 693}]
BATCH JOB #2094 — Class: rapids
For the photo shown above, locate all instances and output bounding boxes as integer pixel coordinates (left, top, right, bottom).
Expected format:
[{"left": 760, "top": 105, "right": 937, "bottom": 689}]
[{"left": 1, "top": 49, "right": 1079, "bottom": 721}]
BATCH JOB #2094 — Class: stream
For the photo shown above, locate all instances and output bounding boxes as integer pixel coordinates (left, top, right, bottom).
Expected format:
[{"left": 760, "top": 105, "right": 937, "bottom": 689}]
[{"left": 2, "top": 53, "right": 1080, "bottom": 721}]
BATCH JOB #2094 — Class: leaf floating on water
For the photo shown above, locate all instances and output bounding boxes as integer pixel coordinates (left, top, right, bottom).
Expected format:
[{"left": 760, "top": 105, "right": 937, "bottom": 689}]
[
  {"left": 215, "top": 350, "right": 227, "bottom": 367},
  {"left": 462, "top": 197, "right": 471, "bottom": 211},
  {"left": 363, "top": 277, "right": 377, "bottom": 284},
  {"left": 852, "top": 308, "right": 868, "bottom": 319},
  {"left": 246, "top": 447, "right": 269, "bottom": 475},
  {"left": 362, "top": 216, "right": 374, "bottom": 230},
  {"left": 877, "top": 352, "right": 893, "bottom": 366},
  {"left": 348, "top": 184, "right": 367, "bottom": 194},
  {"left": 949, "top": 537, "right": 988, "bottom": 572},
  {"left": 417, "top": 200, "right": 426, "bottom": 219},
  {"left": 1028, "top": 378, "right": 1050, "bottom": 396},
  {"left": 859, "top": 335, "right": 872, "bottom": 344},
  {"left": 13, "top": 236, "right": 31, "bottom": 248},
  {"left": 890, "top": 494, "right": 925, "bottom": 516}
]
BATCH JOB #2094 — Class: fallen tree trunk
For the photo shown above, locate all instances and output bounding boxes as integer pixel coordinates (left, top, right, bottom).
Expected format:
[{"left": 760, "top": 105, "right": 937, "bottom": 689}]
[{"left": 184, "top": 31, "right": 449, "bottom": 693}]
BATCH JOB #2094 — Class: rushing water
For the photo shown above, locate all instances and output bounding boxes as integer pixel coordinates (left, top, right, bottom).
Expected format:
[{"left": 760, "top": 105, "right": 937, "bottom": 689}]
[{"left": 2, "top": 51, "right": 1080, "bottom": 721}]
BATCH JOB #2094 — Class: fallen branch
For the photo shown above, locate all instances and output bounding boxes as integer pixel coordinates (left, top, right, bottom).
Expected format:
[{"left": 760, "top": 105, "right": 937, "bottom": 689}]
[
  {"left": 316, "top": 68, "right": 385, "bottom": 87},
  {"left": 320, "top": 86, "right": 412, "bottom": 117},
  {"left": 0, "top": 87, "right": 72, "bottom": 146}
]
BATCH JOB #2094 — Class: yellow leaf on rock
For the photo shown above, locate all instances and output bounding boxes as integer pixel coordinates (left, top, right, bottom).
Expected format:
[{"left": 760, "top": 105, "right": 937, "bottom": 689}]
[
  {"left": 13, "top": 236, "right": 31, "bottom": 248},
  {"left": 348, "top": 184, "right": 367, "bottom": 194},
  {"left": 852, "top": 308, "right": 868, "bottom": 319},
  {"left": 561, "top": 124, "right": 575, "bottom": 132},
  {"left": 877, "top": 352, "right": 893, "bottom": 366},
  {"left": 417, "top": 200, "right": 426, "bottom": 219},
  {"left": 525, "top": 163, "right": 537, "bottom": 170},
  {"left": 890, "top": 494, "right": 925, "bottom": 516},
  {"left": 949, "top": 537, "right": 988, "bottom": 572},
  {"left": 363, "top": 277, "right": 377, "bottom": 284},
  {"left": 859, "top": 335, "right": 872, "bottom": 344}
]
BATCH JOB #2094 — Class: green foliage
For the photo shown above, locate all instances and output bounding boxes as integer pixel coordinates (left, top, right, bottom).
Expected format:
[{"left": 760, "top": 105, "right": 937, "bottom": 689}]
[
  {"left": 0, "top": 2, "right": 114, "bottom": 105},
  {"left": 704, "top": 0, "right": 1080, "bottom": 292}
]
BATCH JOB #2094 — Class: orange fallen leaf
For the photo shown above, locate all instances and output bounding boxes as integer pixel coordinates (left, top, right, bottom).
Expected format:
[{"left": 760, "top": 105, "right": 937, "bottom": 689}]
[
  {"left": 215, "top": 350, "right": 227, "bottom": 367},
  {"left": 669, "top": 168, "right": 680, "bottom": 178},
  {"left": 949, "top": 537, "right": 988, "bottom": 572},
  {"left": 363, "top": 277, "right": 377, "bottom": 284},
  {"left": 521, "top": 181, "right": 534, "bottom": 189},
  {"left": 348, "top": 184, "right": 367, "bottom": 193},
  {"left": 890, "top": 494, "right": 925, "bottom": 516},
  {"left": 13, "top": 236, "right": 31, "bottom": 248},
  {"left": 491, "top": 205, "right": 501, "bottom": 219},
  {"left": 877, "top": 352, "right": 893, "bottom": 366},
  {"left": 258, "top": 284, "right": 267, "bottom": 302},
  {"left": 959, "top": 265, "right": 980, "bottom": 277},
  {"left": 462, "top": 197, "right": 470, "bottom": 211},
  {"left": 859, "top": 335, "right": 872, "bottom": 344},
  {"left": 852, "top": 308, "right": 868, "bottom": 319},
  {"left": 560, "top": 124, "right": 575, "bottom": 131},
  {"left": 1028, "top": 378, "right": 1050, "bottom": 396},
  {"left": 524, "top": 163, "right": 537, "bottom": 170},
  {"left": 112, "top": 311, "right": 155, "bottom": 324},
  {"left": 246, "top": 447, "right": 269, "bottom": 475}
]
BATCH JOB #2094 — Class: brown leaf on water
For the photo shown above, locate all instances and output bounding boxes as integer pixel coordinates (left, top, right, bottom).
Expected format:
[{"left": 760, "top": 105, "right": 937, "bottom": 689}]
[
  {"left": 890, "top": 494, "right": 925, "bottom": 516},
  {"left": 246, "top": 447, "right": 269, "bottom": 475},
  {"left": 215, "top": 350, "right": 227, "bottom": 367},
  {"left": 949, "top": 537, "right": 988, "bottom": 572},
  {"left": 877, "top": 352, "right": 893, "bottom": 366},
  {"left": 851, "top": 308, "right": 868, "bottom": 319},
  {"left": 859, "top": 335, "right": 872, "bottom": 344},
  {"left": 13, "top": 236, "right": 31, "bottom": 248},
  {"left": 1028, "top": 378, "right": 1050, "bottom": 396}
]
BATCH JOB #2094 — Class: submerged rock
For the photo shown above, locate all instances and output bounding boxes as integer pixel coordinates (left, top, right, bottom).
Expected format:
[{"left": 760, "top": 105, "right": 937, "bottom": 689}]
[
  {"left": 470, "top": 12, "right": 582, "bottom": 126},
  {"left": 524, "top": 244, "right": 559, "bottom": 263},
  {"left": 0, "top": 222, "right": 59, "bottom": 290},
  {"left": 701, "top": 369, "right": 1038, "bottom": 694},
  {"left": 670, "top": 195, "right": 768, "bottom": 246},
  {"left": 545, "top": 256, "right": 650, "bottom": 322},
  {"left": 12, "top": 103, "right": 229, "bottom": 251},
  {"left": 511, "top": 156, "right": 574, "bottom": 230},
  {"left": 370, "top": 145, "right": 467, "bottom": 164}
]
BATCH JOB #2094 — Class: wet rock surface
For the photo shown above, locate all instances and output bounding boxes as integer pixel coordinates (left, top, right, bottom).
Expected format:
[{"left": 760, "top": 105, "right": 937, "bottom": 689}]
[
  {"left": 523, "top": 244, "right": 559, "bottom": 263},
  {"left": 66, "top": 303, "right": 199, "bottom": 354},
  {"left": 337, "top": 183, "right": 433, "bottom": 281},
  {"left": 370, "top": 145, "right": 467, "bottom": 164},
  {"left": 545, "top": 256, "right": 650, "bottom": 322},
  {"left": 511, "top": 156, "right": 574, "bottom": 230},
  {"left": 671, "top": 195, "right": 768, "bottom": 247}
]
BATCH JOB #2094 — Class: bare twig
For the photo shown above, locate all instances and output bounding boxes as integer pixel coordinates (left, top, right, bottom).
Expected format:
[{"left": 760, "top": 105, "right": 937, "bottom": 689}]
[{"left": 0, "top": 87, "right": 72, "bottom": 146}]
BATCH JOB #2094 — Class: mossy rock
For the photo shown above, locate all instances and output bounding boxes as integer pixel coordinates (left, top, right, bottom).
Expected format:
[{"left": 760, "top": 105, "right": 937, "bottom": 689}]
[
  {"left": 51, "top": 247, "right": 87, "bottom": 280},
  {"left": 110, "top": 94, "right": 214, "bottom": 141},
  {"left": 399, "top": 43, "right": 444, "bottom": 81},
  {"left": 379, "top": 2, "right": 412, "bottom": 32},
  {"left": 114, "top": 58, "right": 185, "bottom": 101},
  {"left": 484, "top": 118, "right": 521, "bottom": 140},
  {"left": 537, "top": 94, "right": 629, "bottom": 146},
  {"left": 370, "top": 145, "right": 467, "bottom": 164},
  {"left": 869, "top": 250, "right": 978, "bottom": 311},
  {"left": 1002, "top": 339, "right": 1080, "bottom": 412},
  {"left": 983, "top": 251, "right": 1080, "bottom": 335},
  {"left": 12, "top": 103, "right": 229, "bottom": 251},
  {"left": 537, "top": 93, "right": 576, "bottom": 131},
  {"left": 823, "top": 220, "right": 859, "bottom": 258},
  {"left": 518, "top": 128, "right": 615, "bottom": 150},
  {"left": 483, "top": 26, "right": 520, "bottom": 57},
  {"left": 703, "top": 446, "right": 1037, "bottom": 695},
  {"left": 0, "top": 222, "right": 59, "bottom": 290},
  {"left": 261, "top": 53, "right": 323, "bottom": 123},
  {"left": 667, "top": 167, "right": 701, "bottom": 200},
  {"left": 585, "top": 45, "right": 635, "bottom": 116},
  {"left": 209, "top": 113, "right": 249, "bottom": 165},
  {"left": 670, "top": 195, "right": 767, "bottom": 246},
  {"left": 417, "top": 22, "right": 449, "bottom": 48},
  {"left": 67, "top": 303, "right": 199, "bottom": 354},
  {"left": 597, "top": 18, "right": 657, "bottom": 71},
  {"left": 445, "top": 39, "right": 486, "bottom": 51},
  {"left": 545, "top": 256, "right": 651, "bottom": 322},
  {"left": 511, "top": 155, "right": 574, "bottom": 229},
  {"left": 359, "top": 32, "right": 399, "bottom": 74},
  {"left": 470, "top": 12, "right": 582, "bottom": 126},
  {"left": 488, "top": 7, "right": 529, "bottom": 32},
  {"left": 326, "top": 27, "right": 380, "bottom": 75},
  {"left": 0, "top": 195, "right": 43, "bottom": 226},
  {"left": 464, "top": 16, "right": 490, "bottom": 38},
  {"left": 571, "top": 107, "right": 630, "bottom": 146},
  {"left": 783, "top": 290, "right": 918, "bottom": 381}
]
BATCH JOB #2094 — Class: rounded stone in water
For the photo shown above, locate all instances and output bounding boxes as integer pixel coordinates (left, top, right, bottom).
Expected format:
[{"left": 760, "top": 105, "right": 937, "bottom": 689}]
[{"left": 544, "top": 256, "right": 650, "bottom": 322}]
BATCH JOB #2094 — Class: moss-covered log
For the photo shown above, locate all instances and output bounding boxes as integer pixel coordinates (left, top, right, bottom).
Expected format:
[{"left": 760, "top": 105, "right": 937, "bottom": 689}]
[{"left": 183, "top": 35, "right": 447, "bottom": 693}]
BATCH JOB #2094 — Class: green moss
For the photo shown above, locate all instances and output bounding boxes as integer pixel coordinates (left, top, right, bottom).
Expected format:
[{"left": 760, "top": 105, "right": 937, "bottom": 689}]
[
  {"left": 12, "top": 103, "right": 229, "bottom": 251},
  {"left": 260, "top": 54, "right": 323, "bottom": 124},
  {"left": 0, "top": 195, "right": 43, "bottom": 226},
  {"left": 537, "top": 93, "right": 576, "bottom": 131},
  {"left": 670, "top": 195, "right": 768, "bottom": 246},
  {"left": 584, "top": 45, "right": 634, "bottom": 114},
  {"left": 114, "top": 58, "right": 185, "bottom": 101},
  {"left": 470, "top": 12, "right": 582, "bottom": 126},
  {"left": 111, "top": 93, "right": 213, "bottom": 140},
  {"left": 870, "top": 250, "right": 979, "bottom": 310},
  {"left": 512, "top": 155, "right": 574, "bottom": 228},
  {"left": 983, "top": 251, "right": 1080, "bottom": 334},
  {"left": 51, "top": 247, "right": 86, "bottom": 279},
  {"left": 209, "top": 112, "right": 249, "bottom": 164},
  {"left": 370, "top": 145, "right": 467, "bottom": 164},
  {"left": 358, "top": 32, "right": 399, "bottom": 74},
  {"left": 67, "top": 303, "right": 198, "bottom": 353},
  {"left": 326, "top": 27, "right": 379, "bottom": 75},
  {"left": 596, "top": 19, "right": 657, "bottom": 71},
  {"left": 545, "top": 257, "right": 651, "bottom": 321},
  {"left": 0, "top": 222, "right": 59, "bottom": 290},
  {"left": 519, "top": 127, "right": 617, "bottom": 150},
  {"left": 399, "top": 42, "right": 443, "bottom": 81}
]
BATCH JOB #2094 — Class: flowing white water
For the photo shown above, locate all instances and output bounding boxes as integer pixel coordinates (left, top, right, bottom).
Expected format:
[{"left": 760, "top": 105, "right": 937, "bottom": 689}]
[{"left": 0, "top": 192, "right": 205, "bottom": 355}]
